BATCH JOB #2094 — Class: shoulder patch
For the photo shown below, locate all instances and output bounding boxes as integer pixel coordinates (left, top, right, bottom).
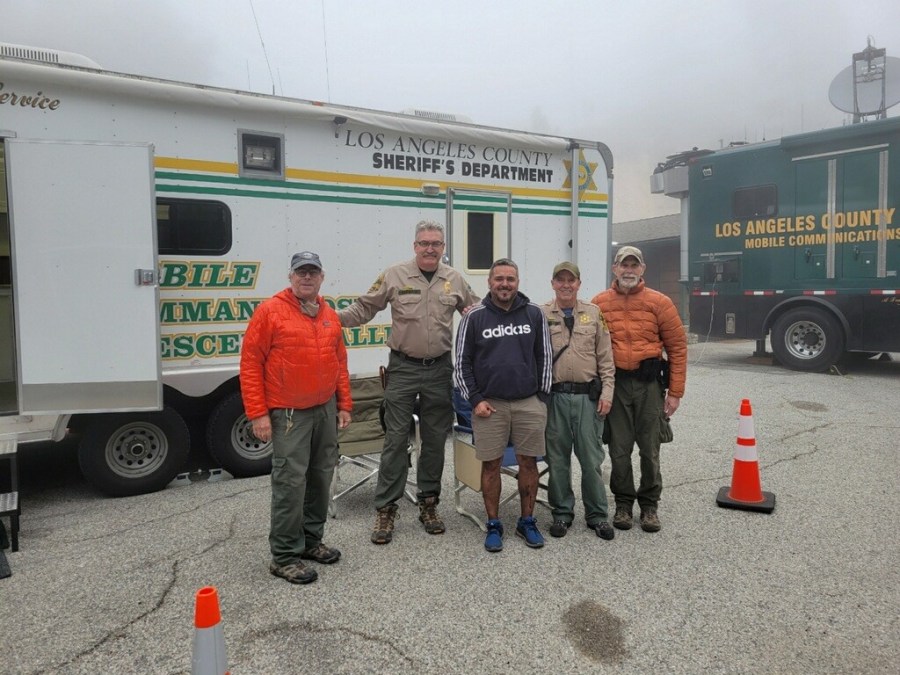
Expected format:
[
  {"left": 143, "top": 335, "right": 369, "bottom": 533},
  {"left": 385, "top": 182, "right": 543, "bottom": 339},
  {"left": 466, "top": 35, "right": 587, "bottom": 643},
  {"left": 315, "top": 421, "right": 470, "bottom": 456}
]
[{"left": 368, "top": 274, "right": 385, "bottom": 293}]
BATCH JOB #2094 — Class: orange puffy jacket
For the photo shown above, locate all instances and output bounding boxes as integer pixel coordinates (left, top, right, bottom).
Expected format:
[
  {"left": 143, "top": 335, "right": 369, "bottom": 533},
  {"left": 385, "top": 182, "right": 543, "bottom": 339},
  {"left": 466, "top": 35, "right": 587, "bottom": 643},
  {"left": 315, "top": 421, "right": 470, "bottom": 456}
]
[
  {"left": 591, "top": 280, "right": 687, "bottom": 398},
  {"left": 240, "top": 289, "right": 352, "bottom": 420}
]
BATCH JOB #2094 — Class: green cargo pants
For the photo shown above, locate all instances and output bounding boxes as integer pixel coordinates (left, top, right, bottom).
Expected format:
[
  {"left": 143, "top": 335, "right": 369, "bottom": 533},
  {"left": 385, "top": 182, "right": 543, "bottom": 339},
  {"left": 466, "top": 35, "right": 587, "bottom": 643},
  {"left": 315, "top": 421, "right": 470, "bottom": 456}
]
[
  {"left": 545, "top": 392, "right": 610, "bottom": 524},
  {"left": 374, "top": 351, "right": 453, "bottom": 508},
  {"left": 269, "top": 399, "right": 338, "bottom": 566},
  {"left": 607, "top": 377, "right": 663, "bottom": 510}
]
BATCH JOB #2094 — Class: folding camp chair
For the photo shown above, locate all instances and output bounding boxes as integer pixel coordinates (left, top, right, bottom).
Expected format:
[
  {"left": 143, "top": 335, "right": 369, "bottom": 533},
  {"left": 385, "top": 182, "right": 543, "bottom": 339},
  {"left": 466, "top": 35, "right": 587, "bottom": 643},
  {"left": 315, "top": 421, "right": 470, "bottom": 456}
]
[
  {"left": 0, "top": 439, "right": 19, "bottom": 552},
  {"left": 329, "top": 376, "right": 420, "bottom": 518},
  {"left": 452, "top": 390, "right": 549, "bottom": 531}
]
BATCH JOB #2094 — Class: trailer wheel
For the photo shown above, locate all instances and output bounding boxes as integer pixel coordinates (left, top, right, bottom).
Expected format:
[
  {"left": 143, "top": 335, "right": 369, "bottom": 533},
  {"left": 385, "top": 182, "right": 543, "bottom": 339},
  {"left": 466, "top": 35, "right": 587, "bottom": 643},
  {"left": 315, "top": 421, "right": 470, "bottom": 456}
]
[
  {"left": 78, "top": 407, "right": 190, "bottom": 497},
  {"left": 205, "top": 391, "right": 272, "bottom": 478},
  {"left": 771, "top": 307, "right": 844, "bottom": 373}
]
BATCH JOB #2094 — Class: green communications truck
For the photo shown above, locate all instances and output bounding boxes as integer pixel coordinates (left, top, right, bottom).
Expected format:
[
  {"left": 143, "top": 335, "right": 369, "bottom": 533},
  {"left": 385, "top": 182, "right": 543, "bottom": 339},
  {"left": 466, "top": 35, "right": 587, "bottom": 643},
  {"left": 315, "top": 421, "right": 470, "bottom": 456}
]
[{"left": 652, "top": 116, "right": 900, "bottom": 372}]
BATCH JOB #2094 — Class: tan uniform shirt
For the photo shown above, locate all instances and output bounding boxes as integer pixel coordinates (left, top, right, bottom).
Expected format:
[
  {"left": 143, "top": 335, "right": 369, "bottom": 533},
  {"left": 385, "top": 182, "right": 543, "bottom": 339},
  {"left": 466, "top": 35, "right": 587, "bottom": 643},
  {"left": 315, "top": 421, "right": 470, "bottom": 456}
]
[
  {"left": 338, "top": 258, "right": 479, "bottom": 359},
  {"left": 541, "top": 298, "right": 615, "bottom": 404}
]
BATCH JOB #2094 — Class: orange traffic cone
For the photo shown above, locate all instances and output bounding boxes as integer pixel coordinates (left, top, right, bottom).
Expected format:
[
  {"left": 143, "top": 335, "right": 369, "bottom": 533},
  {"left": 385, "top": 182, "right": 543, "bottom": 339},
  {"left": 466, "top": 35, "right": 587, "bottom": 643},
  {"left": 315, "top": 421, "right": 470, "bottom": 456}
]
[
  {"left": 191, "top": 586, "right": 229, "bottom": 675},
  {"left": 716, "top": 399, "right": 775, "bottom": 513}
]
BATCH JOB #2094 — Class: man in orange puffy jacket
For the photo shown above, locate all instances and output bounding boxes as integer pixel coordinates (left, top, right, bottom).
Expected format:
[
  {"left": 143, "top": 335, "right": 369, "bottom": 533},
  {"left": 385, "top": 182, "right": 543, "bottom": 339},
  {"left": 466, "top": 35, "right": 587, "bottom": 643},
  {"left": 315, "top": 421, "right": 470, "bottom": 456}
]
[
  {"left": 240, "top": 251, "right": 352, "bottom": 585},
  {"left": 591, "top": 246, "right": 686, "bottom": 534}
]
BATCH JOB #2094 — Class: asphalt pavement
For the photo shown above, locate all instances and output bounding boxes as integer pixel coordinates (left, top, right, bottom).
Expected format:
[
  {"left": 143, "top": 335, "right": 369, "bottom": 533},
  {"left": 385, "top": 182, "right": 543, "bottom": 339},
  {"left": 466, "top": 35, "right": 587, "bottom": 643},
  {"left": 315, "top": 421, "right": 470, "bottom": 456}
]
[{"left": 1, "top": 340, "right": 898, "bottom": 674}]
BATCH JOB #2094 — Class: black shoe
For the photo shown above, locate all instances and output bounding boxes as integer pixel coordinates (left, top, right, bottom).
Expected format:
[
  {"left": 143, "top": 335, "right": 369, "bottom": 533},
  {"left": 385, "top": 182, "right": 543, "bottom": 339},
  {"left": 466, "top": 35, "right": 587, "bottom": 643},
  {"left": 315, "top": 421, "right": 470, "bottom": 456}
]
[
  {"left": 549, "top": 520, "right": 571, "bottom": 538},
  {"left": 588, "top": 521, "right": 615, "bottom": 540}
]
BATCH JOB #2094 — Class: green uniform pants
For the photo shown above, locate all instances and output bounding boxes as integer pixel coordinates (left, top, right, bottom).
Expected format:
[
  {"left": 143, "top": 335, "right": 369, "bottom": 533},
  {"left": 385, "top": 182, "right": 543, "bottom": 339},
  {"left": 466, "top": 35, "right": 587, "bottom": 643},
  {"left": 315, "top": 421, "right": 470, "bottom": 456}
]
[
  {"left": 269, "top": 399, "right": 338, "bottom": 565},
  {"left": 375, "top": 351, "right": 453, "bottom": 508},
  {"left": 545, "top": 392, "right": 610, "bottom": 524},
  {"left": 607, "top": 377, "right": 663, "bottom": 510}
]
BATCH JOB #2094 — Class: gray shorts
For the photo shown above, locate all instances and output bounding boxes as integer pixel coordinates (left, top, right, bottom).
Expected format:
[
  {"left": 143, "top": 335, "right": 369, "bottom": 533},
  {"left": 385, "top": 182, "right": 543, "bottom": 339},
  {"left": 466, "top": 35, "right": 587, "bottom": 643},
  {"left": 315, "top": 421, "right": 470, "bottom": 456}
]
[{"left": 471, "top": 395, "right": 547, "bottom": 461}]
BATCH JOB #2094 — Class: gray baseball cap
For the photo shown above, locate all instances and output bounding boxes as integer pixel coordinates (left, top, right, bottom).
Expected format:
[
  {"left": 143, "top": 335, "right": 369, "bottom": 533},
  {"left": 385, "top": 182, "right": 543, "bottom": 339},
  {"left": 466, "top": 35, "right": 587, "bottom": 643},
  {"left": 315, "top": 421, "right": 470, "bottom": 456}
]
[{"left": 291, "top": 251, "right": 323, "bottom": 270}]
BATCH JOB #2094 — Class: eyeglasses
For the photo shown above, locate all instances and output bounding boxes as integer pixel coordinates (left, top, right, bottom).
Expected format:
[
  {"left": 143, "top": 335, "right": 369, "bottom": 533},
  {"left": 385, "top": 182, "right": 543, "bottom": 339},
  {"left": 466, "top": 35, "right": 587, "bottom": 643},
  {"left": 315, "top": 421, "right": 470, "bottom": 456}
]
[
  {"left": 415, "top": 240, "right": 445, "bottom": 249},
  {"left": 293, "top": 268, "right": 321, "bottom": 278}
]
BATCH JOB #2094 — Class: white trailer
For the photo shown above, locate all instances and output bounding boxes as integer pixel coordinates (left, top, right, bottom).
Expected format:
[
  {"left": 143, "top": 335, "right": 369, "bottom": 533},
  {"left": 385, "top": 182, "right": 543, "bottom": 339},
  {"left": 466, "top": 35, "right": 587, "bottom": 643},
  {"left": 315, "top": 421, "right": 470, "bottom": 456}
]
[{"left": 0, "top": 43, "right": 613, "bottom": 496}]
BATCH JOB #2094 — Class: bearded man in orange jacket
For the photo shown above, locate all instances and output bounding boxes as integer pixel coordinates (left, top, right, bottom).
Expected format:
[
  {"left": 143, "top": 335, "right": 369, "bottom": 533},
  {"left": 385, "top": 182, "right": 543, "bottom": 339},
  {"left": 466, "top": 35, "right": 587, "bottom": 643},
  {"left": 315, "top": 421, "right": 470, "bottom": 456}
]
[
  {"left": 241, "top": 251, "right": 352, "bottom": 585},
  {"left": 591, "top": 246, "right": 686, "bottom": 533}
]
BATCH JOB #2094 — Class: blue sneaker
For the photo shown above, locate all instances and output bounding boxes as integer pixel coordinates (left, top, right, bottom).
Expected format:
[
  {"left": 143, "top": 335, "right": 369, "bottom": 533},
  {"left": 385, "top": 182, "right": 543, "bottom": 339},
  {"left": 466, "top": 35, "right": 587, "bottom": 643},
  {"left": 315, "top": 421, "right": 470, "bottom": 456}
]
[
  {"left": 484, "top": 519, "right": 504, "bottom": 552},
  {"left": 515, "top": 516, "right": 545, "bottom": 548}
]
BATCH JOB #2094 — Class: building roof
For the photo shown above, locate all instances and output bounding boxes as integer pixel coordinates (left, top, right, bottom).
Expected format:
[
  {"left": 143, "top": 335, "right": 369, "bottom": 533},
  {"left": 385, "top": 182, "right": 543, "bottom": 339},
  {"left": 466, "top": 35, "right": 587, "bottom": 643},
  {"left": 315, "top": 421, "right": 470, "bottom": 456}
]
[{"left": 612, "top": 213, "right": 680, "bottom": 245}]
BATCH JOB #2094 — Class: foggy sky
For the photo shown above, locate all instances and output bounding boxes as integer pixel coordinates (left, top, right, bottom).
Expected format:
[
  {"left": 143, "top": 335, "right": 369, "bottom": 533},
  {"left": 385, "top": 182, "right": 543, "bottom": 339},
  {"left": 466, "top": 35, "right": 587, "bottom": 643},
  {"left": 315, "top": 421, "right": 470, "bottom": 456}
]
[{"left": 2, "top": 0, "right": 898, "bottom": 222}]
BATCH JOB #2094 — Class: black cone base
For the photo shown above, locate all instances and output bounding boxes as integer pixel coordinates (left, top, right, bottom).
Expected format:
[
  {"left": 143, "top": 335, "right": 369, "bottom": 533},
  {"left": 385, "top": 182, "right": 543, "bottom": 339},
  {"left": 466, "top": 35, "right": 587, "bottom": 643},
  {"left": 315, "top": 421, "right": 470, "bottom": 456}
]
[{"left": 716, "top": 486, "right": 775, "bottom": 513}]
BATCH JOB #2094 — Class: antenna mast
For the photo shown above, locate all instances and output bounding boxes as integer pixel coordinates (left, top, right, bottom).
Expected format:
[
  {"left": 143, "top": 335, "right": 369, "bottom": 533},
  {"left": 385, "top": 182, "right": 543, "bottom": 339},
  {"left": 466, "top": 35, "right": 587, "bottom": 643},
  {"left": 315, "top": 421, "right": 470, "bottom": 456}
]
[
  {"left": 828, "top": 38, "right": 900, "bottom": 124},
  {"left": 852, "top": 37, "right": 887, "bottom": 122},
  {"left": 248, "top": 0, "right": 276, "bottom": 95}
]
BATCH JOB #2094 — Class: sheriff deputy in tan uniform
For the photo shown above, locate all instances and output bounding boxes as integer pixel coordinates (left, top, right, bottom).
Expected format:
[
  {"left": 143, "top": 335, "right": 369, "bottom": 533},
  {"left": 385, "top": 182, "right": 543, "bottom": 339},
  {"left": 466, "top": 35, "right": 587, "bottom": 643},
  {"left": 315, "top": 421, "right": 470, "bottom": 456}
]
[
  {"left": 338, "top": 220, "right": 479, "bottom": 544},
  {"left": 541, "top": 261, "right": 617, "bottom": 541}
]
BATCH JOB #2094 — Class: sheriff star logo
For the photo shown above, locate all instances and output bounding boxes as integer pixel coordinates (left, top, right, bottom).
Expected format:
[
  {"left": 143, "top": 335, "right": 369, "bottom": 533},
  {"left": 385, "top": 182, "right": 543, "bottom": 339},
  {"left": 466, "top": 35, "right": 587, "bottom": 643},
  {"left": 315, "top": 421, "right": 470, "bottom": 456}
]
[{"left": 562, "top": 149, "right": 598, "bottom": 195}]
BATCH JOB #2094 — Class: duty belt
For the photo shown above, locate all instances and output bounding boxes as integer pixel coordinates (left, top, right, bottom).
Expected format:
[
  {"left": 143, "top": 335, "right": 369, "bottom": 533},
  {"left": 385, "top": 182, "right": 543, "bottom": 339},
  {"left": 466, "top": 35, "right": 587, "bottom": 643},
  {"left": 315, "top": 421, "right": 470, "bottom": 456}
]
[
  {"left": 391, "top": 349, "right": 450, "bottom": 366},
  {"left": 615, "top": 367, "right": 640, "bottom": 378},
  {"left": 551, "top": 381, "right": 592, "bottom": 394}
]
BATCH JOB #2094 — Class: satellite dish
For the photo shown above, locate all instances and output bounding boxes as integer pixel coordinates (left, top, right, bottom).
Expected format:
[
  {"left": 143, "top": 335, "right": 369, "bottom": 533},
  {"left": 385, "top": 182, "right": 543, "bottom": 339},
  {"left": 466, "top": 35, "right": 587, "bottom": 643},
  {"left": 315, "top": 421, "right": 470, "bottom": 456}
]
[{"left": 829, "top": 41, "right": 900, "bottom": 122}]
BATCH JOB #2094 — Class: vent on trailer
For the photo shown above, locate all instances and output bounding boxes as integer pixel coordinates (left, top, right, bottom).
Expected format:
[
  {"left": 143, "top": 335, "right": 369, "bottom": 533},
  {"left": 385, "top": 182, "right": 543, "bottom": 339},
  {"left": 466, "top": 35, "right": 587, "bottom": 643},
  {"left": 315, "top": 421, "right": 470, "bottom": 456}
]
[{"left": 0, "top": 42, "right": 102, "bottom": 69}]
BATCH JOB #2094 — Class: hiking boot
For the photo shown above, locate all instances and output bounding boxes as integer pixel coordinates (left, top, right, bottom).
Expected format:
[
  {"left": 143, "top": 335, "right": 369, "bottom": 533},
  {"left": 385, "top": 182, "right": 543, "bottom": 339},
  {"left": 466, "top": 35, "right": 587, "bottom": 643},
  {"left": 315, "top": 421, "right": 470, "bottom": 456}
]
[
  {"left": 549, "top": 520, "right": 571, "bottom": 538},
  {"left": 269, "top": 560, "right": 318, "bottom": 585},
  {"left": 300, "top": 543, "right": 341, "bottom": 564},
  {"left": 484, "top": 519, "right": 504, "bottom": 552},
  {"left": 613, "top": 504, "right": 633, "bottom": 530},
  {"left": 418, "top": 496, "right": 446, "bottom": 535},
  {"left": 515, "top": 516, "right": 545, "bottom": 548},
  {"left": 371, "top": 504, "right": 398, "bottom": 544},
  {"left": 588, "top": 521, "right": 615, "bottom": 540},
  {"left": 640, "top": 507, "right": 661, "bottom": 532}
]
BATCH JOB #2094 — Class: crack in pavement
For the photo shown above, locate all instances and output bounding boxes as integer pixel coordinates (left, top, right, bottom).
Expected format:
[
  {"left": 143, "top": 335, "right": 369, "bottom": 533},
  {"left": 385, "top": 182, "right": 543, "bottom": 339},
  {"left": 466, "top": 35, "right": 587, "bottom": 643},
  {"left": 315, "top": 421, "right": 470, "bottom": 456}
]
[
  {"left": 667, "top": 425, "right": 828, "bottom": 490},
  {"left": 40, "top": 513, "right": 239, "bottom": 674},
  {"left": 233, "top": 619, "right": 418, "bottom": 669},
  {"left": 47, "top": 484, "right": 262, "bottom": 544}
]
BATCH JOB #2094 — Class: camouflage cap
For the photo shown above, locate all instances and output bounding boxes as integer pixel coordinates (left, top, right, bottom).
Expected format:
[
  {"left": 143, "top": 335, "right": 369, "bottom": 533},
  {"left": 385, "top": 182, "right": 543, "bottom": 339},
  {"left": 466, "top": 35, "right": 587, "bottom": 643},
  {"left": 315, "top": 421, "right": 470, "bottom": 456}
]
[{"left": 614, "top": 245, "right": 644, "bottom": 265}]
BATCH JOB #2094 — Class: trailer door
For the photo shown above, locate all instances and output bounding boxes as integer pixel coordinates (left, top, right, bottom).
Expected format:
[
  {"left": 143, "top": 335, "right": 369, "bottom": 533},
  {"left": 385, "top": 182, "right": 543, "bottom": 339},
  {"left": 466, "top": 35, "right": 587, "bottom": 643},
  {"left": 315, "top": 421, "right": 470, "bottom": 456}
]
[
  {"left": 447, "top": 188, "right": 511, "bottom": 299},
  {"left": 5, "top": 139, "right": 161, "bottom": 415}
]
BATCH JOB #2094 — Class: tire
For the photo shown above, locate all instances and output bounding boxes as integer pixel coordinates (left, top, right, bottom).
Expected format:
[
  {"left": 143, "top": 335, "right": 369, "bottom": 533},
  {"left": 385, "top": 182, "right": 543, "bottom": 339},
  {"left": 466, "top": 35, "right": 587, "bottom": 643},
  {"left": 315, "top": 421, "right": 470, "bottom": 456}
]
[
  {"left": 205, "top": 391, "right": 272, "bottom": 477},
  {"left": 77, "top": 406, "right": 190, "bottom": 497},
  {"left": 771, "top": 307, "right": 845, "bottom": 373}
]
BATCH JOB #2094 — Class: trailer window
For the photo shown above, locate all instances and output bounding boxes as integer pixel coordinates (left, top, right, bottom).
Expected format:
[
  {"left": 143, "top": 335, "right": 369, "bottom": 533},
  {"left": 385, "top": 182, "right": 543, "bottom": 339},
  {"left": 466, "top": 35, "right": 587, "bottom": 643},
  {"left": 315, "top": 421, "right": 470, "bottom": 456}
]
[
  {"left": 239, "top": 130, "right": 285, "bottom": 180},
  {"left": 733, "top": 185, "right": 777, "bottom": 220},
  {"left": 157, "top": 198, "right": 232, "bottom": 255},
  {"left": 467, "top": 212, "right": 495, "bottom": 270}
]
